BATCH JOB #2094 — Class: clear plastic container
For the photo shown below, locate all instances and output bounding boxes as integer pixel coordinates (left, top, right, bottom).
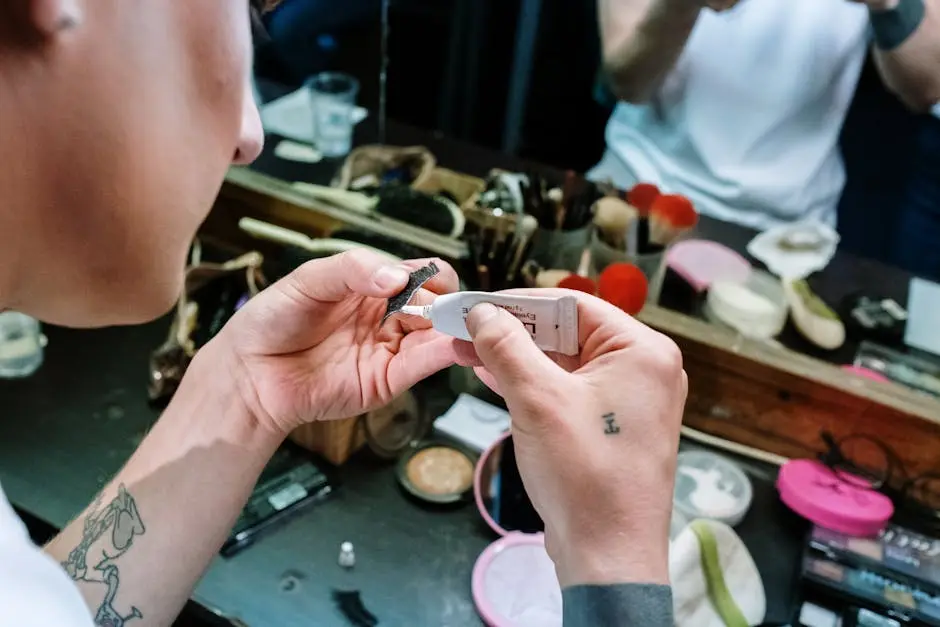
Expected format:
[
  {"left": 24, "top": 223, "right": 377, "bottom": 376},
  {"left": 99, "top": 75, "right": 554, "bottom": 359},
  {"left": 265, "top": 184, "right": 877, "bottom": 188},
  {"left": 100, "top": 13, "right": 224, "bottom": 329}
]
[
  {"left": 674, "top": 450, "right": 753, "bottom": 528},
  {"left": 0, "top": 311, "right": 45, "bottom": 378},
  {"left": 590, "top": 228, "right": 668, "bottom": 305}
]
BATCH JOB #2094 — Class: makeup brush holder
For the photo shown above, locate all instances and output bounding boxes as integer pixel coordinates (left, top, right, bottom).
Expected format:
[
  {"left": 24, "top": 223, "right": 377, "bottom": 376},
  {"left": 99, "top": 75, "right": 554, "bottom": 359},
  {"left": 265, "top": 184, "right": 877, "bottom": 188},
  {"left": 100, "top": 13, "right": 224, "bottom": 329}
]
[
  {"left": 528, "top": 224, "right": 592, "bottom": 272},
  {"left": 590, "top": 228, "right": 668, "bottom": 305}
]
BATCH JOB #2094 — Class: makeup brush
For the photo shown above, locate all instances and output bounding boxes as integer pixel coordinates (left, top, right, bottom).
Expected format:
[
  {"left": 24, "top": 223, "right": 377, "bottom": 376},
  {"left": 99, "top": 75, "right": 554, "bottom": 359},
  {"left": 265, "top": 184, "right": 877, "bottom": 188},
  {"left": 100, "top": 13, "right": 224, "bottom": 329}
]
[
  {"left": 292, "top": 182, "right": 464, "bottom": 237},
  {"left": 650, "top": 194, "right": 698, "bottom": 246},
  {"left": 558, "top": 249, "right": 597, "bottom": 295},
  {"left": 533, "top": 269, "right": 572, "bottom": 289},
  {"left": 598, "top": 262, "right": 649, "bottom": 315},
  {"left": 506, "top": 214, "right": 539, "bottom": 283},
  {"left": 627, "top": 183, "right": 661, "bottom": 213},
  {"left": 238, "top": 217, "right": 401, "bottom": 261},
  {"left": 627, "top": 183, "right": 661, "bottom": 253},
  {"left": 593, "top": 197, "right": 638, "bottom": 250}
]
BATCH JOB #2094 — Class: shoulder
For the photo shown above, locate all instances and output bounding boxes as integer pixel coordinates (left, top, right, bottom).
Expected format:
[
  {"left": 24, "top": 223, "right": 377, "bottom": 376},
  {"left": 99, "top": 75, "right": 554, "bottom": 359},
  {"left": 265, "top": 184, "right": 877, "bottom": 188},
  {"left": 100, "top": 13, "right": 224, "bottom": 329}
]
[{"left": 0, "top": 491, "right": 92, "bottom": 626}]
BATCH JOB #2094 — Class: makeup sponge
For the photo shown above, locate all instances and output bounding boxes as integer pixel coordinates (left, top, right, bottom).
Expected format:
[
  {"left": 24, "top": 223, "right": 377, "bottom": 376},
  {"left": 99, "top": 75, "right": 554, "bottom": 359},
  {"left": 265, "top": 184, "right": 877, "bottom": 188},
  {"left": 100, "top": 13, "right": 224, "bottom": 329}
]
[{"left": 670, "top": 519, "right": 766, "bottom": 627}]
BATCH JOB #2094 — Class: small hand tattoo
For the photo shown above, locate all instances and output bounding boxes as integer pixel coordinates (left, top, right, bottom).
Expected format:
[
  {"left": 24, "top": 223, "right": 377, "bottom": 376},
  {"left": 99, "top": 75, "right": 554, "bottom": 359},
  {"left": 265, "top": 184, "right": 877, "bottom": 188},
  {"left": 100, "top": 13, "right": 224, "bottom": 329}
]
[{"left": 603, "top": 413, "right": 621, "bottom": 435}]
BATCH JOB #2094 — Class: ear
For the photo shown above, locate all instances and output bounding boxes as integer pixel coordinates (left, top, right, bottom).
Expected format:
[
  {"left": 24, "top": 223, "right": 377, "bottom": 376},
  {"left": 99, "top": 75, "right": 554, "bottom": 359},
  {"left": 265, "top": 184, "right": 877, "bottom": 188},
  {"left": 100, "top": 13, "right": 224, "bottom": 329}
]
[{"left": 27, "top": 0, "right": 84, "bottom": 37}]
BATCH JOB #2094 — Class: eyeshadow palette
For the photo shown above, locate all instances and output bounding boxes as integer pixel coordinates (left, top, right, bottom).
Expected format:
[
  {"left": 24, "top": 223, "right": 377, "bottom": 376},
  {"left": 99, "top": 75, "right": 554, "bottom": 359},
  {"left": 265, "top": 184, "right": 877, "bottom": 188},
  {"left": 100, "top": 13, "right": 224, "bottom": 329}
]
[
  {"left": 811, "top": 525, "right": 940, "bottom": 592},
  {"left": 803, "top": 553, "right": 940, "bottom": 625},
  {"left": 805, "top": 523, "right": 940, "bottom": 625}
]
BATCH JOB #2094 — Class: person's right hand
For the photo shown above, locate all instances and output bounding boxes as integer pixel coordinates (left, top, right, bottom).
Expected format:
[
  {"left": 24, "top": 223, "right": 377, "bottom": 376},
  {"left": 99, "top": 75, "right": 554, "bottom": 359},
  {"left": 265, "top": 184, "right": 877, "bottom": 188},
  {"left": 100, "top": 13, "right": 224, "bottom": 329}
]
[{"left": 464, "top": 291, "right": 687, "bottom": 588}]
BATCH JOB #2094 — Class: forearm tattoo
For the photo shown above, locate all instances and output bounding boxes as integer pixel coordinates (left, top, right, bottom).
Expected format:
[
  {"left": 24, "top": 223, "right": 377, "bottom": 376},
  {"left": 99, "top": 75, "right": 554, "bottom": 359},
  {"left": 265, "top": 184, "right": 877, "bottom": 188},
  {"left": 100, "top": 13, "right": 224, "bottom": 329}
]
[
  {"left": 62, "top": 484, "right": 146, "bottom": 626},
  {"left": 603, "top": 412, "right": 621, "bottom": 435}
]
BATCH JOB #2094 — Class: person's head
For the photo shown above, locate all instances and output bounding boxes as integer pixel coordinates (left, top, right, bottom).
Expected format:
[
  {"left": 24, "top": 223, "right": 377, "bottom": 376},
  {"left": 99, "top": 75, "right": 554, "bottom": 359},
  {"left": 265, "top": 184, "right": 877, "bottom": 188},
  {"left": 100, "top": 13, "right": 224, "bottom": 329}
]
[{"left": 0, "top": 0, "right": 271, "bottom": 327}]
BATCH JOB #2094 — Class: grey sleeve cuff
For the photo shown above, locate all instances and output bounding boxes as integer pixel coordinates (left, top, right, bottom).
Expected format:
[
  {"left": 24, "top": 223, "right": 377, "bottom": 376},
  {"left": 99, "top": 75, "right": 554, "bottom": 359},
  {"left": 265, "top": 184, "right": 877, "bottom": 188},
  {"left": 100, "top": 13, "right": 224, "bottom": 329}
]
[{"left": 562, "top": 583, "right": 674, "bottom": 626}]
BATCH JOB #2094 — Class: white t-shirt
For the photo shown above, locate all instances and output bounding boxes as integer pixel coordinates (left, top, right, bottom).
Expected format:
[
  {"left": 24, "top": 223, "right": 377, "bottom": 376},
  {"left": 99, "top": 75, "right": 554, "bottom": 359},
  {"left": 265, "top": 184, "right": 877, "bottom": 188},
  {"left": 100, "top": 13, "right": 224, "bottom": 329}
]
[
  {"left": 590, "top": 0, "right": 870, "bottom": 230},
  {"left": 0, "top": 485, "right": 92, "bottom": 626}
]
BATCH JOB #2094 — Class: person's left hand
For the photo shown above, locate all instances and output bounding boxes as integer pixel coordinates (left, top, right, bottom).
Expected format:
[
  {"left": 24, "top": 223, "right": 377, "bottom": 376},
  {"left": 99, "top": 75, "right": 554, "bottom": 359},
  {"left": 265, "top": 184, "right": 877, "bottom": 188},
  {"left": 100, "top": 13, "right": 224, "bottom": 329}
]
[{"left": 207, "top": 250, "right": 472, "bottom": 436}]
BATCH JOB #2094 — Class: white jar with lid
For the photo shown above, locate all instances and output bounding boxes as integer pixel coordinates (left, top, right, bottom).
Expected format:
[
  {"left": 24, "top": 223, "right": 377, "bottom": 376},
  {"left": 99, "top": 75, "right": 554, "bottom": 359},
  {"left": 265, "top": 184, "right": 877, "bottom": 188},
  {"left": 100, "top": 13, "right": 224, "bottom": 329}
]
[{"left": 673, "top": 450, "right": 753, "bottom": 528}]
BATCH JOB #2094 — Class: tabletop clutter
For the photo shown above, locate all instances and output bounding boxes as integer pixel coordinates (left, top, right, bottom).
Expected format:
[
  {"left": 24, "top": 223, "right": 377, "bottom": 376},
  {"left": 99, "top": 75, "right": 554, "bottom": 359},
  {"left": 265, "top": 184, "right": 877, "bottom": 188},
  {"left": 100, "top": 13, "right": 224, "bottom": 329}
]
[
  {"left": 2, "top": 133, "right": 935, "bottom": 626},
  {"left": 139, "top": 139, "right": 940, "bottom": 626}
]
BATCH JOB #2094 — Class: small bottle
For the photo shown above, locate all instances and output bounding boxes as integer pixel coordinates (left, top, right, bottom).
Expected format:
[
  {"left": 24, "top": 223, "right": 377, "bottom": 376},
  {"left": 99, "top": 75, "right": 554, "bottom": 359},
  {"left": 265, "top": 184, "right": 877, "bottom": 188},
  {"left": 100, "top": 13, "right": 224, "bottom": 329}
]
[{"left": 338, "top": 541, "right": 355, "bottom": 569}]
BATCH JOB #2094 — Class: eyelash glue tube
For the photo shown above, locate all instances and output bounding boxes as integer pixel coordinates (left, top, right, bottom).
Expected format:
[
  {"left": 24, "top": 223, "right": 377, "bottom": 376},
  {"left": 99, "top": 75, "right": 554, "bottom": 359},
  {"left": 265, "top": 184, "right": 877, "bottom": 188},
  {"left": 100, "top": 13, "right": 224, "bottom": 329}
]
[{"left": 400, "top": 292, "right": 580, "bottom": 355}]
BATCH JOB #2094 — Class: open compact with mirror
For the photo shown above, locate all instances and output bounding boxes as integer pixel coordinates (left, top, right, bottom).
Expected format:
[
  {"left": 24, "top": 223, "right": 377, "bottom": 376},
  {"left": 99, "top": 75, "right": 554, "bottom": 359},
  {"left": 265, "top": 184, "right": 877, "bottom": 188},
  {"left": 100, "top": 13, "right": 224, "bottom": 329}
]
[{"left": 471, "top": 432, "right": 562, "bottom": 627}]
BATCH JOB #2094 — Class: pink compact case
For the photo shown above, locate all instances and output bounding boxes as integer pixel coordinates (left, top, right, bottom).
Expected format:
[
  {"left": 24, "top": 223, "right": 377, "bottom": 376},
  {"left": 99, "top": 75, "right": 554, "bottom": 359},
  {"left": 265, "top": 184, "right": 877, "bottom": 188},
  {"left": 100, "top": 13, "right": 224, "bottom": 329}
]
[
  {"left": 776, "top": 459, "right": 894, "bottom": 537},
  {"left": 666, "top": 239, "right": 752, "bottom": 293},
  {"left": 471, "top": 433, "right": 562, "bottom": 627}
]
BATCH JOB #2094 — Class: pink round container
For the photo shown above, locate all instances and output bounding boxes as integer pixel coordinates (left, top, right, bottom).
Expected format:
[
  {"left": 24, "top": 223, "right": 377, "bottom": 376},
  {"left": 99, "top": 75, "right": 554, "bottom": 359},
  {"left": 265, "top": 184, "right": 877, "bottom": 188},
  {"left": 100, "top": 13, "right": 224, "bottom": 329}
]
[
  {"left": 776, "top": 459, "right": 894, "bottom": 536},
  {"left": 666, "top": 239, "right": 752, "bottom": 293},
  {"left": 471, "top": 433, "right": 562, "bottom": 627}
]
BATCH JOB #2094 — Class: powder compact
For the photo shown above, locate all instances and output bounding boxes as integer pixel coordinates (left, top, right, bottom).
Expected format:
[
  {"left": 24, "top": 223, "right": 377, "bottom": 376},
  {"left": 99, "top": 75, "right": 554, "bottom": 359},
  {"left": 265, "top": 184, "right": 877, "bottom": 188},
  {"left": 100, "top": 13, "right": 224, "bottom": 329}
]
[
  {"left": 471, "top": 432, "right": 562, "bottom": 627},
  {"left": 362, "top": 390, "right": 476, "bottom": 505},
  {"left": 396, "top": 441, "right": 476, "bottom": 504}
]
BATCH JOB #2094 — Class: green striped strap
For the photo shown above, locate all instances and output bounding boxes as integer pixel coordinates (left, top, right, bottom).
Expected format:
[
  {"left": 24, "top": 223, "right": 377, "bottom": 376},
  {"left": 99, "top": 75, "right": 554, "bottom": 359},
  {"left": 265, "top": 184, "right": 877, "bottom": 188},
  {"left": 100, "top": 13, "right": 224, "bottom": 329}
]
[{"left": 689, "top": 520, "right": 750, "bottom": 627}]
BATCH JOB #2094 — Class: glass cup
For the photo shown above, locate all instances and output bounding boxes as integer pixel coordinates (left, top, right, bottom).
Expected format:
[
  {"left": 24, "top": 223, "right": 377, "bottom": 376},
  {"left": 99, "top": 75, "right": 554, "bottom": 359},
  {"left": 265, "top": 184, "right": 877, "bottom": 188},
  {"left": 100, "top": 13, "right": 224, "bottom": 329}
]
[
  {"left": 306, "top": 72, "right": 360, "bottom": 158},
  {"left": 528, "top": 224, "right": 592, "bottom": 272},
  {"left": 0, "top": 311, "right": 45, "bottom": 378}
]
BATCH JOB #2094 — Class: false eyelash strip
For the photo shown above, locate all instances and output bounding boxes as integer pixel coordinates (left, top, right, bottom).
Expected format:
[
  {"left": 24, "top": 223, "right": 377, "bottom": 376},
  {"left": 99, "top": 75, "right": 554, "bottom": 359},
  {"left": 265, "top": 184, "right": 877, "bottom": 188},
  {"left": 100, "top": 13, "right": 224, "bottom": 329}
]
[{"left": 382, "top": 261, "right": 440, "bottom": 323}]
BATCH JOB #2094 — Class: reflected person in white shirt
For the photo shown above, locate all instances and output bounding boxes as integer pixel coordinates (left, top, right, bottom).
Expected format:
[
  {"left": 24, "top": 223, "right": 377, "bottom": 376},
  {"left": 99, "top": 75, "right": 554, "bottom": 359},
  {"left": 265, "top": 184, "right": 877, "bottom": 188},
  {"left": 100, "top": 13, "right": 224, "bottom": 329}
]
[{"left": 591, "top": 0, "right": 940, "bottom": 231}]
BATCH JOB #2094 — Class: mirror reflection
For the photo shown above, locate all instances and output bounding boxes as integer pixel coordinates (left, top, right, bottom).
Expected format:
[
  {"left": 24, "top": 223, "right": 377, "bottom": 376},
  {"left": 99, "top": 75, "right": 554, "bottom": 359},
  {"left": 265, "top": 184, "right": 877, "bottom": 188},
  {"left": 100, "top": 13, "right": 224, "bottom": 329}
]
[{"left": 478, "top": 435, "right": 545, "bottom": 535}]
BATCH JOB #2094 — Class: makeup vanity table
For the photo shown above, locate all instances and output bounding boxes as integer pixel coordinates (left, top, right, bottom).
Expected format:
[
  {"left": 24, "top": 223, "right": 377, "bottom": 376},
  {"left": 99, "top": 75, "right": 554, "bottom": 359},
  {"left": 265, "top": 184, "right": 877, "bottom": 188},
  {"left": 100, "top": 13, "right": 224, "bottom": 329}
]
[{"left": 1, "top": 111, "right": 939, "bottom": 626}]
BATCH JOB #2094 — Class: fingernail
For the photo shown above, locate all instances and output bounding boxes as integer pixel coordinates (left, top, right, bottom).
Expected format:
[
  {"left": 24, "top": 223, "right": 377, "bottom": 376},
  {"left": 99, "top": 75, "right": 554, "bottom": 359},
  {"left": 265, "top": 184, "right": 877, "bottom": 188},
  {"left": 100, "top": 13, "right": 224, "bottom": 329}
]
[
  {"left": 373, "top": 266, "right": 409, "bottom": 290},
  {"left": 466, "top": 303, "right": 500, "bottom": 335}
]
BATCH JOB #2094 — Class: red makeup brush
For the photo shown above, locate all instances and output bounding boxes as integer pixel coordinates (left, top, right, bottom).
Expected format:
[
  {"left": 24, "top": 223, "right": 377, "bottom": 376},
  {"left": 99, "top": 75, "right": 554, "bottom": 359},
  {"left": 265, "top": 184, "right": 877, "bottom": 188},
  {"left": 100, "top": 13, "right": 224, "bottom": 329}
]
[
  {"left": 558, "top": 274, "right": 597, "bottom": 295},
  {"left": 598, "top": 263, "right": 648, "bottom": 315},
  {"left": 650, "top": 194, "right": 698, "bottom": 246},
  {"left": 627, "top": 183, "right": 661, "bottom": 214},
  {"left": 558, "top": 248, "right": 597, "bottom": 295}
]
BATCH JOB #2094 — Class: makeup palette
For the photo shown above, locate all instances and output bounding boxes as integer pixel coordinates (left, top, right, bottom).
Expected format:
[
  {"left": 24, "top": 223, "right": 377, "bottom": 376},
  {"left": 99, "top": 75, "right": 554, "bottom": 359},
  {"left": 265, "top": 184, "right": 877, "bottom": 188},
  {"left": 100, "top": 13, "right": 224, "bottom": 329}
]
[{"left": 471, "top": 433, "right": 562, "bottom": 627}]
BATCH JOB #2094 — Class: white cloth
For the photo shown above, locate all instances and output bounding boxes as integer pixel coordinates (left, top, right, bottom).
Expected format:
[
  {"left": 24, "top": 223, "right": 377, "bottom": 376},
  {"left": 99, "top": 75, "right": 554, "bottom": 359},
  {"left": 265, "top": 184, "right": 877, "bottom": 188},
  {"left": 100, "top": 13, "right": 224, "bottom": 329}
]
[
  {"left": 591, "top": 0, "right": 870, "bottom": 230},
  {"left": 0, "top": 484, "right": 92, "bottom": 626}
]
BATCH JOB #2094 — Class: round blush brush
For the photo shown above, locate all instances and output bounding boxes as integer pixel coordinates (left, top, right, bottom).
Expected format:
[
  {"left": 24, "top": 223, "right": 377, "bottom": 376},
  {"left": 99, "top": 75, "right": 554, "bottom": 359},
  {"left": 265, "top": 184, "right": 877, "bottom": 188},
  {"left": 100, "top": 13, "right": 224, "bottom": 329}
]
[
  {"left": 650, "top": 194, "right": 698, "bottom": 245},
  {"left": 558, "top": 248, "right": 597, "bottom": 295},
  {"left": 593, "top": 197, "right": 637, "bottom": 250},
  {"left": 627, "top": 183, "right": 661, "bottom": 213},
  {"left": 558, "top": 275, "right": 597, "bottom": 294},
  {"left": 599, "top": 263, "right": 649, "bottom": 315}
]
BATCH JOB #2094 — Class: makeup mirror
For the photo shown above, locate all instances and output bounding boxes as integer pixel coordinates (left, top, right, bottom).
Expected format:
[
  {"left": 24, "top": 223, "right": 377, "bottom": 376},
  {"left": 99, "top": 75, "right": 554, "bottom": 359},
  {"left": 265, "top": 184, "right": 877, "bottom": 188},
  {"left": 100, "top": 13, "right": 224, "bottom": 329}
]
[
  {"left": 475, "top": 432, "right": 544, "bottom": 535},
  {"left": 471, "top": 432, "right": 561, "bottom": 627}
]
